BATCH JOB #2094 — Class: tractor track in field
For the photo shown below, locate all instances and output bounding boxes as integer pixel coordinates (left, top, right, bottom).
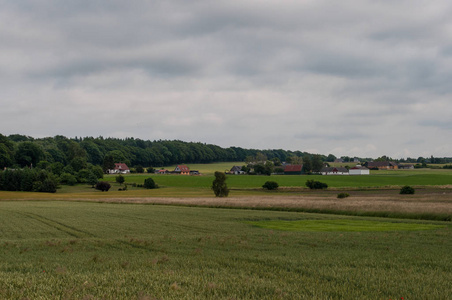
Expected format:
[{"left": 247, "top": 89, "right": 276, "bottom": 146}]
[{"left": 13, "top": 211, "right": 96, "bottom": 238}]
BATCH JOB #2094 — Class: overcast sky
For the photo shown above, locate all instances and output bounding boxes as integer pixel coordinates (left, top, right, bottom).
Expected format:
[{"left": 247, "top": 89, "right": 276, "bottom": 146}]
[{"left": 1, "top": 0, "right": 451, "bottom": 158}]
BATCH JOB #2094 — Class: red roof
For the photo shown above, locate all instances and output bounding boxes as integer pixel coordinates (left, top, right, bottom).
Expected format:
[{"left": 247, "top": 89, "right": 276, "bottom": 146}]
[
  {"left": 284, "top": 165, "right": 303, "bottom": 172},
  {"left": 115, "top": 163, "right": 129, "bottom": 171},
  {"left": 177, "top": 165, "right": 190, "bottom": 172}
]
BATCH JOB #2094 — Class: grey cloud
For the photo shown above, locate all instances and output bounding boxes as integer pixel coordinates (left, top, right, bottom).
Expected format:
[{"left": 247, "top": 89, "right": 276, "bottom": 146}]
[
  {"left": 419, "top": 120, "right": 452, "bottom": 130},
  {"left": 1, "top": 0, "right": 452, "bottom": 157}
]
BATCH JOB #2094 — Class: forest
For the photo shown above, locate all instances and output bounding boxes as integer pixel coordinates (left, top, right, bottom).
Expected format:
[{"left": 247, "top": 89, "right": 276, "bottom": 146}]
[{"left": 0, "top": 133, "right": 316, "bottom": 170}]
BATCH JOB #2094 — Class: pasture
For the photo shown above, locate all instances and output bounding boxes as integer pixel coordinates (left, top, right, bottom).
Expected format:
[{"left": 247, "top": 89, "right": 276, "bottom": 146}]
[{"left": 0, "top": 201, "right": 450, "bottom": 299}]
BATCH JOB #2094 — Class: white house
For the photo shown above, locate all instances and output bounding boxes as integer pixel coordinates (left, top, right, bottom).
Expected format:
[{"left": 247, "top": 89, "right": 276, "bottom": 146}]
[
  {"left": 349, "top": 166, "right": 370, "bottom": 175},
  {"left": 320, "top": 167, "right": 349, "bottom": 175},
  {"left": 108, "top": 163, "right": 130, "bottom": 174},
  {"left": 229, "top": 166, "right": 245, "bottom": 175}
]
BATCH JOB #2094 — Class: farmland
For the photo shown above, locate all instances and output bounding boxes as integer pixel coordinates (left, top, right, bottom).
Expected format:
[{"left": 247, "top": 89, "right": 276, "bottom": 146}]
[
  {"left": 0, "top": 164, "right": 451, "bottom": 298},
  {"left": 0, "top": 201, "right": 451, "bottom": 299}
]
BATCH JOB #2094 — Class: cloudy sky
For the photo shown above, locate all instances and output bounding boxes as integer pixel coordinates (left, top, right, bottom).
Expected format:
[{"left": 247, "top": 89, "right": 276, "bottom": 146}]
[{"left": 1, "top": 0, "right": 451, "bottom": 158}]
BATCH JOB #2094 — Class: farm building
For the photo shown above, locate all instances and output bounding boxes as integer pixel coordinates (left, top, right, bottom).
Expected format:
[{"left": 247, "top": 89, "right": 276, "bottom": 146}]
[
  {"left": 349, "top": 166, "right": 370, "bottom": 175},
  {"left": 320, "top": 167, "right": 349, "bottom": 175},
  {"left": 173, "top": 165, "right": 190, "bottom": 175},
  {"left": 156, "top": 169, "right": 169, "bottom": 174},
  {"left": 284, "top": 165, "right": 303, "bottom": 175},
  {"left": 364, "top": 161, "right": 398, "bottom": 170},
  {"left": 229, "top": 166, "right": 245, "bottom": 175},
  {"left": 108, "top": 163, "right": 130, "bottom": 174},
  {"left": 398, "top": 164, "right": 414, "bottom": 169}
]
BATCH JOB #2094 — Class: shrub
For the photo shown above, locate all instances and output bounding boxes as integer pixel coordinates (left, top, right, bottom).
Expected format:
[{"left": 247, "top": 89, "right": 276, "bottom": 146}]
[
  {"left": 306, "top": 180, "right": 328, "bottom": 189},
  {"left": 400, "top": 185, "right": 415, "bottom": 194},
  {"left": 262, "top": 181, "right": 279, "bottom": 190},
  {"left": 135, "top": 165, "right": 144, "bottom": 173},
  {"left": 143, "top": 178, "right": 157, "bottom": 189},
  {"left": 212, "top": 171, "right": 229, "bottom": 197},
  {"left": 60, "top": 173, "right": 77, "bottom": 186},
  {"left": 116, "top": 174, "right": 125, "bottom": 185},
  {"left": 40, "top": 178, "right": 58, "bottom": 193},
  {"left": 95, "top": 181, "right": 111, "bottom": 192},
  {"left": 337, "top": 193, "right": 350, "bottom": 199},
  {"left": 147, "top": 167, "right": 155, "bottom": 173}
]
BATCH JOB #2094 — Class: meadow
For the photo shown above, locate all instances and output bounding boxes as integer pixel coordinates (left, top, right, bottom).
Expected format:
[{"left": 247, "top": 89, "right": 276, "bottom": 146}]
[
  {"left": 103, "top": 166, "right": 452, "bottom": 190},
  {"left": 0, "top": 201, "right": 450, "bottom": 299}
]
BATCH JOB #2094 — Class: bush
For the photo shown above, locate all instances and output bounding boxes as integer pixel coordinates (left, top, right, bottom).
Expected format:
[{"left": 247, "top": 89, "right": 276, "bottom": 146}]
[
  {"left": 306, "top": 180, "right": 328, "bottom": 189},
  {"left": 337, "top": 193, "right": 350, "bottom": 199},
  {"left": 40, "top": 178, "right": 58, "bottom": 193},
  {"left": 95, "top": 181, "right": 111, "bottom": 192},
  {"left": 262, "top": 181, "right": 279, "bottom": 190},
  {"left": 135, "top": 165, "right": 144, "bottom": 173},
  {"left": 400, "top": 185, "right": 415, "bottom": 194},
  {"left": 116, "top": 174, "right": 125, "bottom": 185},
  {"left": 147, "top": 167, "right": 155, "bottom": 173},
  {"left": 143, "top": 177, "right": 157, "bottom": 189}
]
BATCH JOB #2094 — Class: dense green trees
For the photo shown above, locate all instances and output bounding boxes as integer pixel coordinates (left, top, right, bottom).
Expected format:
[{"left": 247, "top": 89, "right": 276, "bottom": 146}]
[
  {"left": 0, "top": 169, "right": 58, "bottom": 193},
  {"left": 0, "top": 134, "right": 326, "bottom": 169}
]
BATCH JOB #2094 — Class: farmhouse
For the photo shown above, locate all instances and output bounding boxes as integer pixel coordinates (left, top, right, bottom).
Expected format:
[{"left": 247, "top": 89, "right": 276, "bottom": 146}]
[
  {"left": 364, "top": 161, "right": 398, "bottom": 170},
  {"left": 108, "top": 163, "right": 130, "bottom": 174},
  {"left": 284, "top": 165, "right": 303, "bottom": 175},
  {"left": 173, "top": 165, "right": 190, "bottom": 175},
  {"left": 229, "top": 166, "right": 245, "bottom": 175},
  {"left": 320, "top": 167, "right": 349, "bottom": 175},
  {"left": 349, "top": 166, "right": 370, "bottom": 175}
]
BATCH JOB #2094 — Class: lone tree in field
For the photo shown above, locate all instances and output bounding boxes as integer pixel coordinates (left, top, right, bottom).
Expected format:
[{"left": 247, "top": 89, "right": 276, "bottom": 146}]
[{"left": 212, "top": 171, "right": 229, "bottom": 197}]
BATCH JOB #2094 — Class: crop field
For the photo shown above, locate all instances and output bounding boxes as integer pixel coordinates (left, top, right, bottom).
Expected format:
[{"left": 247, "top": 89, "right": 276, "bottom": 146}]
[{"left": 0, "top": 201, "right": 451, "bottom": 299}]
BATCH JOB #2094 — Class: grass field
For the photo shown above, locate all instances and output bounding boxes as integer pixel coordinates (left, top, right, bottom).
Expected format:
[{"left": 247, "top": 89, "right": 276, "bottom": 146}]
[
  {"left": 102, "top": 164, "right": 452, "bottom": 190},
  {"left": 0, "top": 201, "right": 450, "bottom": 299}
]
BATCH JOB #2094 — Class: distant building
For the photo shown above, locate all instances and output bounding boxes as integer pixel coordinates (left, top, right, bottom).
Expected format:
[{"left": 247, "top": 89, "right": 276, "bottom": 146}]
[
  {"left": 320, "top": 167, "right": 349, "bottom": 175},
  {"left": 156, "top": 169, "right": 169, "bottom": 174},
  {"left": 364, "top": 161, "right": 398, "bottom": 170},
  {"left": 284, "top": 165, "right": 303, "bottom": 175},
  {"left": 173, "top": 165, "right": 190, "bottom": 175},
  {"left": 108, "top": 163, "right": 130, "bottom": 174},
  {"left": 398, "top": 164, "right": 414, "bottom": 169},
  {"left": 229, "top": 166, "right": 245, "bottom": 175},
  {"left": 349, "top": 166, "right": 370, "bottom": 175},
  {"left": 334, "top": 158, "right": 344, "bottom": 163}
]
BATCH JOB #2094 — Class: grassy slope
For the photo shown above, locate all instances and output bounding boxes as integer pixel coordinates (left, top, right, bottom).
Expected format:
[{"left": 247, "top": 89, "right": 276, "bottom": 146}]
[{"left": 0, "top": 201, "right": 450, "bottom": 299}]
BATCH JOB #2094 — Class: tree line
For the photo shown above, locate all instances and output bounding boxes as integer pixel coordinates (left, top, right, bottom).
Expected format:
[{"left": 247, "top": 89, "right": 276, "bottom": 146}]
[{"left": 0, "top": 133, "right": 326, "bottom": 171}]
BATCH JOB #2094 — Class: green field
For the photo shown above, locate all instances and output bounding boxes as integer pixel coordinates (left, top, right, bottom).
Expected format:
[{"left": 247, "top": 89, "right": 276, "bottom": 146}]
[
  {"left": 103, "top": 168, "right": 452, "bottom": 190},
  {"left": 0, "top": 201, "right": 450, "bottom": 299}
]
